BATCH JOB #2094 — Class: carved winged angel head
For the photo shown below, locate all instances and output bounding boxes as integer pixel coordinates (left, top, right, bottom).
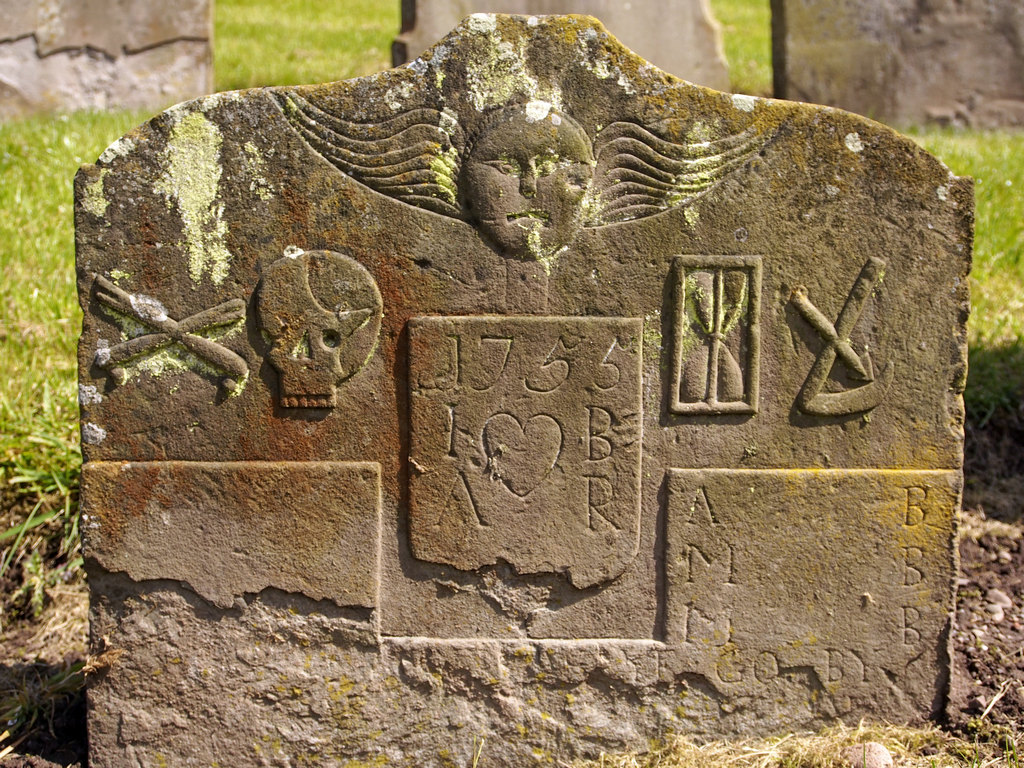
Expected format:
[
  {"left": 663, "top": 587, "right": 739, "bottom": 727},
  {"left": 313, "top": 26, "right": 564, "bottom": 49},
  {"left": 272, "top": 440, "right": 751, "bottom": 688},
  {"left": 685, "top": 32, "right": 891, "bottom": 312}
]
[
  {"left": 462, "top": 103, "right": 594, "bottom": 262},
  {"left": 275, "top": 92, "right": 766, "bottom": 264}
]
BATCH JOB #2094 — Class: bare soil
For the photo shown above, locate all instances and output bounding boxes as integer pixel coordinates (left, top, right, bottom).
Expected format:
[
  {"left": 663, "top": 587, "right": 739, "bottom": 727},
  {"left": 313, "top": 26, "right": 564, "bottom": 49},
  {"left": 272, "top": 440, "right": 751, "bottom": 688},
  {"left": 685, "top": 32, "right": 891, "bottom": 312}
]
[
  {"left": 949, "top": 521, "right": 1024, "bottom": 728},
  {"left": 948, "top": 409, "right": 1024, "bottom": 732}
]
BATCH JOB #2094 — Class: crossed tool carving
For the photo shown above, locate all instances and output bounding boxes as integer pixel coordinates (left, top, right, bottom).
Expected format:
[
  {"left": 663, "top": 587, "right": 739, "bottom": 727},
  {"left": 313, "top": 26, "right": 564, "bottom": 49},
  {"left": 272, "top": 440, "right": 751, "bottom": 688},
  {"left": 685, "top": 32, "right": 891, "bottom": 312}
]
[
  {"left": 92, "top": 274, "right": 248, "bottom": 391},
  {"left": 790, "top": 256, "right": 894, "bottom": 416}
]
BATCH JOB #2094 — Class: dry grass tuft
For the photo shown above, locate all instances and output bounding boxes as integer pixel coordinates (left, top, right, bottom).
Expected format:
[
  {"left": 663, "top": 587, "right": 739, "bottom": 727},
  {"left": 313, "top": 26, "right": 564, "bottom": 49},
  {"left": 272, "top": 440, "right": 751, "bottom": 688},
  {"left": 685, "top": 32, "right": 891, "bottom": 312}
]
[
  {"left": 575, "top": 721, "right": 1022, "bottom": 768},
  {"left": 960, "top": 508, "right": 1023, "bottom": 542},
  {"left": 13, "top": 585, "right": 88, "bottom": 661}
]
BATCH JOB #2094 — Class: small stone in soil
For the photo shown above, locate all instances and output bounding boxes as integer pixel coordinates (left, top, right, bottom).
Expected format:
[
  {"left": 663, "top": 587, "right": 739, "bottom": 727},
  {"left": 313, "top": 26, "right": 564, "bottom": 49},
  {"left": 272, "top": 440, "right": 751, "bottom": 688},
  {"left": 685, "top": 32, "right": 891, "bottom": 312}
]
[
  {"left": 986, "top": 588, "right": 1012, "bottom": 607},
  {"left": 985, "top": 604, "right": 1005, "bottom": 622},
  {"left": 841, "top": 742, "right": 894, "bottom": 768}
]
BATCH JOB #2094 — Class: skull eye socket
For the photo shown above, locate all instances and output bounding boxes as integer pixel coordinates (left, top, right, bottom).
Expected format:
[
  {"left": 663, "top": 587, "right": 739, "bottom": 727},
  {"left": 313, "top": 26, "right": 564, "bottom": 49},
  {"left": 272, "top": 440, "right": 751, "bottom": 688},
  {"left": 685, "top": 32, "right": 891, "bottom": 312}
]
[{"left": 322, "top": 329, "right": 341, "bottom": 349}]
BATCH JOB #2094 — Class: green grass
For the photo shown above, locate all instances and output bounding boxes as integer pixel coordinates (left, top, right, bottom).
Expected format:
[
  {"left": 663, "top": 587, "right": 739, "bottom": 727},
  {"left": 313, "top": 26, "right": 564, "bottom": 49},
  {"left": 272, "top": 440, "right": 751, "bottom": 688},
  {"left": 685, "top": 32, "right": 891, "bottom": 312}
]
[
  {"left": 214, "top": 0, "right": 398, "bottom": 91},
  {"left": 712, "top": 0, "right": 773, "bottom": 96},
  {"left": 907, "top": 128, "right": 1024, "bottom": 423},
  {"left": 0, "top": 111, "right": 148, "bottom": 605}
]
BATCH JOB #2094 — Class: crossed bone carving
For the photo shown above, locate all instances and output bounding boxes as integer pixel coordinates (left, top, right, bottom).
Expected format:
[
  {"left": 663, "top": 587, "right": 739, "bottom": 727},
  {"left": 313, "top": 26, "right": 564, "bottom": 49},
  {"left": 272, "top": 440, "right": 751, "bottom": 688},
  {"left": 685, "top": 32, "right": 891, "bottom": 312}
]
[
  {"left": 790, "top": 257, "right": 894, "bottom": 416},
  {"left": 92, "top": 274, "right": 248, "bottom": 391}
]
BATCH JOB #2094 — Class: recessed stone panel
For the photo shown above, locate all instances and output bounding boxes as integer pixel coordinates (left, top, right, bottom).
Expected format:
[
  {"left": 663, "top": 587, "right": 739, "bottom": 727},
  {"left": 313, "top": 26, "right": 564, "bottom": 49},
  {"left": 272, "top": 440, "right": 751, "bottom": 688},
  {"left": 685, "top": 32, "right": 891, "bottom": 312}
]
[
  {"left": 82, "top": 461, "right": 381, "bottom": 609},
  {"left": 662, "top": 468, "right": 958, "bottom": 715},
  {"left": 409, "top": 315, "right": 642, "bottom": 588}
]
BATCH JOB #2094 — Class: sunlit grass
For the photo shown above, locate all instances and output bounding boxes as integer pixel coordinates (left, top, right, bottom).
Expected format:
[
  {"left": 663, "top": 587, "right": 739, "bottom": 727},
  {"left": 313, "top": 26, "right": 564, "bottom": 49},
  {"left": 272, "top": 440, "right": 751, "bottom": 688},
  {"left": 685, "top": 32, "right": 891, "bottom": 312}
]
[
  {"left": 214, "top": 0, "right": 398, "bottom": 90},
  {"left": 711, "top": 0, "right": 772, "bottom": 96},
  {"left": 0, "top": 111, "right": 147, "bottom": 600},
  {"left": 909, "top": 128, "right": 1024, "bottom": 422}
]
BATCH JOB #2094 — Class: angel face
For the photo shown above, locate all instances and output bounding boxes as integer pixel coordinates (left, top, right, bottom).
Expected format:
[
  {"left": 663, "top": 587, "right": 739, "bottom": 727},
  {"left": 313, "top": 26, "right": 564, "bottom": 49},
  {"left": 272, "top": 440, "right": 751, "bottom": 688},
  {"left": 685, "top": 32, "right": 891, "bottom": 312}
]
[{"left": 463, "top": 105, "right": 595, "bottom": 261}]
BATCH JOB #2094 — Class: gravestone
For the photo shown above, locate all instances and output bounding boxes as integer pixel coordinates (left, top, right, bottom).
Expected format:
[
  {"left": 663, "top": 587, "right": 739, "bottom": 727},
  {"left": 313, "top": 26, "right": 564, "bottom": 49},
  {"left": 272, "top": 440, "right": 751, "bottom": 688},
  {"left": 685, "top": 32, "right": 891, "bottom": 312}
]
[
  {"left": 0, "top": 0, "right": 211, "bottom": 120},
  {"left": 393, "top": 0, "right": 729, "bottom": 90},
  {"left": 771, "top": 0, "right": 1024, "bottom": 127},
  {"left": 76, "top": 14, "right": 971, "bottom": 766}
]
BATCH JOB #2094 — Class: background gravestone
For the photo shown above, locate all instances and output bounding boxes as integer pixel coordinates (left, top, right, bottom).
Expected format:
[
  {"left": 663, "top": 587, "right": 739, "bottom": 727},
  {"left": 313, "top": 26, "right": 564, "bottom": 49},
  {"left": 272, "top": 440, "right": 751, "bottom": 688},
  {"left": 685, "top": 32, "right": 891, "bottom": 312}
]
[
  {"left": 771, "top": 0, "right": 1024, "bottom": 127},
  {"left": 392, "top": 0, "right": 730, "bottom": 90},
  {"left": 0, "top": 0, "right": 212, "bottom": 120},
  {"left": 76, "top": 14, "right": 971, "bottom": 766}
]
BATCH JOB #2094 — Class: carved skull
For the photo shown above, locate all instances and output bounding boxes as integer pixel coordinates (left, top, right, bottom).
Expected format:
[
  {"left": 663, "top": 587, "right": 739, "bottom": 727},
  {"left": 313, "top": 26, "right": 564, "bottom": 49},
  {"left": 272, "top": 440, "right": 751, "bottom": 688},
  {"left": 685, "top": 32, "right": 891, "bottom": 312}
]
[{"left": 257, "top": 249, "right": 382, "bottom": 408}]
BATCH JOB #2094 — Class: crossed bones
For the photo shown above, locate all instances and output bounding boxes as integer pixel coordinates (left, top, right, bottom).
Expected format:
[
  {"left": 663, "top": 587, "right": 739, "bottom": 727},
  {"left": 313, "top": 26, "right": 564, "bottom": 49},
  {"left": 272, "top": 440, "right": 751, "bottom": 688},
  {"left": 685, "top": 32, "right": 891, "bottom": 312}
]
[{"left": 93, "top": 274, "right": 248, "bottom": 391}]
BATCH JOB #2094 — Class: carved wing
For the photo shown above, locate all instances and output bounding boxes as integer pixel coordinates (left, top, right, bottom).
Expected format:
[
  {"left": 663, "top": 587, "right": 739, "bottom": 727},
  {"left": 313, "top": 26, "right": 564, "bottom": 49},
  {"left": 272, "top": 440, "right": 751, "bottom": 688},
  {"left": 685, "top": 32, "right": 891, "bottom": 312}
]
[
  {"left": 274, "top": 91, "right": 465, "bottom": 219},
  {"left": 591, "top": 121, "right": 769, "bottom": 224}
]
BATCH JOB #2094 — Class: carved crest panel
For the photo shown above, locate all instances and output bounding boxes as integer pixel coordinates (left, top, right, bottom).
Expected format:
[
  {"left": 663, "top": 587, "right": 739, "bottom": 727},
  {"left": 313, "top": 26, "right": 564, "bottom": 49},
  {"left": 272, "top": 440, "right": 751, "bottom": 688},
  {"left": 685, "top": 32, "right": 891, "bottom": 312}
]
[{"left": 408, "top": 316, "right": 642, "bottom": 588}]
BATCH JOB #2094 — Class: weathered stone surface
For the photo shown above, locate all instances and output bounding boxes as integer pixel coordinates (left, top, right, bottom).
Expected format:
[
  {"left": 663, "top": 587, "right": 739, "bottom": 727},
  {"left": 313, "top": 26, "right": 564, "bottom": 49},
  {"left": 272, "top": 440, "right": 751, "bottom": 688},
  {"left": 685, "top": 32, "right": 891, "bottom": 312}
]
[
  {"left": 0, "top": 0, "right": 211, "bottom": 119},
  {"left": 772, "top": 0, "right": 1024, "bottom": 127},
  {"left": 393, "top": 0, "right": 730, "bottom": 89},
  {"left": 662, "top": 469, "right": 958, "bottom": 705},
  {"left": 82, "top": 461, "right": 381, "bottom": 609},
  {"left": 408, "top": 315, "right": 642, "bottom": 588},
  {"left": 76, "top": 14, "right": 971, "bottom": 766}
]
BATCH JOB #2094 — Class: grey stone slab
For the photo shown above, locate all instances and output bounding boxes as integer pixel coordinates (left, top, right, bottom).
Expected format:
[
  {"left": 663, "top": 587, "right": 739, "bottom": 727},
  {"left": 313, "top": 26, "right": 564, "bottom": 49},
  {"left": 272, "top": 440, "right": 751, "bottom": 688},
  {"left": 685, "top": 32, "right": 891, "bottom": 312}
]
[
  {"left": 0, "top": 0, "right": 211, "bottom": 119},
  {"left": 0, "top": 0, "right": 211, "bottom": 56},
  {"left": 76, "top": 14, "right": 971, "bottom": 765},
  {"left": 393, "top": 1, "right": 730, "bottom": 89},
  {"left": 772, "top": 0, "right": 1024, "bottom": 127}
]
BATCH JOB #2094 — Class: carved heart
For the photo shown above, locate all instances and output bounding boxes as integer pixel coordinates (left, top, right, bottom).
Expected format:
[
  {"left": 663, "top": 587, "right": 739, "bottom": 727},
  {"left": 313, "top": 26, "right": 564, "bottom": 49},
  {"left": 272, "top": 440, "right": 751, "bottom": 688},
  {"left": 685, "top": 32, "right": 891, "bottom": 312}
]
[{"left": 483, "top": 413, "right": 562, "bottom": 497}]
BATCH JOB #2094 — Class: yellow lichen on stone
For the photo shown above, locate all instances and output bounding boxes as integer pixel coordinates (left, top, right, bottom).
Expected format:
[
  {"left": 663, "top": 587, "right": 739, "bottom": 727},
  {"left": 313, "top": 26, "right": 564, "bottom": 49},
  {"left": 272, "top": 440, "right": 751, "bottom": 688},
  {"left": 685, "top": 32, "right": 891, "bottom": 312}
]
[
  {"left": 154, "top": 111, "right": 233, "bottom": 285},
  {"left": 429, "top": 146, "right": 459, "bottom": 205},
  {"left": 97, "top": 300, "right": 246, "bottom": 393},
  {"left": 243, "top": 141, "right": 273, "bottom": 201},
  {"left": 642, "top": 311, "right": 662, "bottom": 352},
  {"left": 462, "top": 20, "right": 564, "bottom": 112},
  {"left": 83, "top": 168, "right": 110, "bottom": 218},
  {"left": 339, "top": 757, "right": 388, "bottom": 768}
]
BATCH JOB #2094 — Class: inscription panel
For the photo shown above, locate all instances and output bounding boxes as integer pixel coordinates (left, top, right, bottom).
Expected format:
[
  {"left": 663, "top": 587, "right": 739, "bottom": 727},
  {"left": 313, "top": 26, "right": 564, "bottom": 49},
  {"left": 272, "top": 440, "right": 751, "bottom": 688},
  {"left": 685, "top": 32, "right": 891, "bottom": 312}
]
[
  {"left": 409, "top": 316, "right": 642, "bottom": 588},
  {"left": 663, "top": 468, "right": 958, "bottom": 705}
]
